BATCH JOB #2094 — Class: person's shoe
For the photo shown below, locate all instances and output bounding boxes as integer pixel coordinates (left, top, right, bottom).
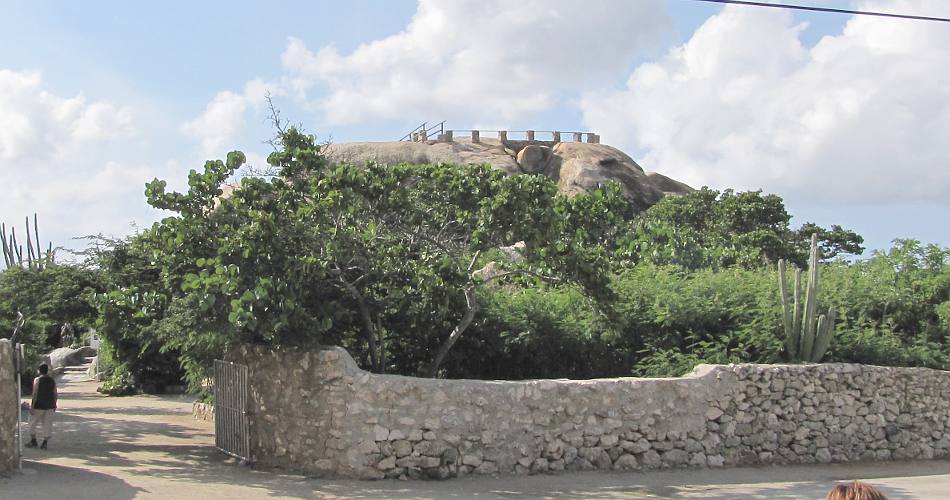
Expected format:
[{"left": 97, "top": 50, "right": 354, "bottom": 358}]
[
  {"left": 40, "top": 440, "right": 47, "bottom": 450},
  {"left": 25, "top": 437, "right": 37, "bottom": 448}
]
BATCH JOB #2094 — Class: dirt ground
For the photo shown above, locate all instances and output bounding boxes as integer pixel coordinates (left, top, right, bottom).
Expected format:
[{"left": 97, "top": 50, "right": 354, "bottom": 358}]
[{"left": 3, "top": 374, "right": 950, "bottom": 499}]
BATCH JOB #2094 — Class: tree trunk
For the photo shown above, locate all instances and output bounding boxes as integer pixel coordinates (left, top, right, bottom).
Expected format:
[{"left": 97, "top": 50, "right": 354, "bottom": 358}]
[
  {"left": 420, "top": 284, "right": 478, "bottom": 378},
  {"left": 340, "top": 279, "right": 380, "bottom": 372}
]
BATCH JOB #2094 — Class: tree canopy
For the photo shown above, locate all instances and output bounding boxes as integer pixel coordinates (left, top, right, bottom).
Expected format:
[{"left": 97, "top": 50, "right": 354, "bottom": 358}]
[
  {"left": 96, "top": 128, "right": 628, "bottom": 387},
  {"left": 619, "top": 187, "right": 864, "bottom": 270}
]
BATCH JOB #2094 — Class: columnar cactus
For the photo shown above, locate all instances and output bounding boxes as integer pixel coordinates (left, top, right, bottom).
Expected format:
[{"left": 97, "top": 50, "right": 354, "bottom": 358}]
[
  {"left": 1, "top": 214, "right": 53, "bottom": 270},
  {"left": 778, "top": 233, "right": 836, "bottom": 362}
]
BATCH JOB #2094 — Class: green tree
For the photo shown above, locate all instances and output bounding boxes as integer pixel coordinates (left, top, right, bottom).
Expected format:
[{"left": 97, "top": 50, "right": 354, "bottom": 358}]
[
  {"left": 0, "top": 264, "right": 101, "bottom": 372},
  {"left": 620, "top": 188, "right": 864, "bottom": 270},
  {"left": 101, "top": 127, "right": 626, "bottom": 386}
]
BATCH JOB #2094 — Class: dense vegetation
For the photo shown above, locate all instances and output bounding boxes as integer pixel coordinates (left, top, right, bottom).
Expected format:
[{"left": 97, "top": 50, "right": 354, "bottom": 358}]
[{"left": 2, "top": 128, "right": 948, "bottom": 394}]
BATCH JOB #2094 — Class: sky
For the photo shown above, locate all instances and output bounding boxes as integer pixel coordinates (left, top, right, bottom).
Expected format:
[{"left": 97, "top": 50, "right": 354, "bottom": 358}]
[{"left": 1, "top": 0, "right": 948, "bottom": 260}]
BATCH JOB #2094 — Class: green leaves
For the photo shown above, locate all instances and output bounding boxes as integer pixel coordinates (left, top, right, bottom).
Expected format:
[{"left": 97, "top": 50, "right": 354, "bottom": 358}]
[{"left": 621, "top": 187, "right": 864, "bottom": 271}]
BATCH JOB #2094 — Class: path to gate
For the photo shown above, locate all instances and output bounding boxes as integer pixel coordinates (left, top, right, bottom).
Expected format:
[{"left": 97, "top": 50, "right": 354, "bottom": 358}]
[{"left": 5, "top": 372, "right": 950, "bottom": 499}]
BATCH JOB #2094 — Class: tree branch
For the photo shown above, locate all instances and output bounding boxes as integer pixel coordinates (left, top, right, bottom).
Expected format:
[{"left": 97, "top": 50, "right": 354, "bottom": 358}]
[{"left": 420, "top": 284, "right": 478, "bottom": 378}]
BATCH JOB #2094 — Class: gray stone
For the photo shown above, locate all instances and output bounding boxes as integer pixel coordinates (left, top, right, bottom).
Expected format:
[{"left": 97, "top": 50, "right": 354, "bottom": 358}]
[
  {"left": 461, "top": 453, "right": 482, "bottom": 467},
  {"left": 393, "top": 440, "right": 412, "bottom": 457},
  {"left": 613, "top": 454, "right": 639, "bottom": 470},
  {"left": 323, "top": 140, "right": 692, "bottom": 215},
  {"left": 662, "top": 449, "right": 690, "bottom": 466},
  {"left": 640, "top": 450, "right": 662, "bottom": 468}
]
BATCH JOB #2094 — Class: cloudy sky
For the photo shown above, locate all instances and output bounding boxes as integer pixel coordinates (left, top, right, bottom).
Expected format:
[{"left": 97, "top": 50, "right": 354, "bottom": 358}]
[{"left": 2, "top": 0, "right": 948, "bottom": 257}]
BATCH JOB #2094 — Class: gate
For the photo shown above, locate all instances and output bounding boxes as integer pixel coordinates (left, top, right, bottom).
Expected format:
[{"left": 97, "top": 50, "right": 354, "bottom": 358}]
[{"left": 213, "top": 359, "right": 250, "bottom": 462}]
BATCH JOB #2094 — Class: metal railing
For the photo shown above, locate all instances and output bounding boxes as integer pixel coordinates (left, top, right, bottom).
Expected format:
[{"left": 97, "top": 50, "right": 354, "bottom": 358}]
[
  {"left": 399, "top": 121, "right": 445, "bottom": 142},
  {"left": 400, "top": 125, "right": 599, "bottom": 144}
]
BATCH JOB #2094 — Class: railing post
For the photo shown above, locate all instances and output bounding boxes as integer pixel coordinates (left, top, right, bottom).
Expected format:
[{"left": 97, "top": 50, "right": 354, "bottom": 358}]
[
  {"left": 552, "top": 131, "right": 561, "bottom": 143},
  {"left": 471, "top": 130, "right": 480, "bottom": 143},
  {"left": 526, "top": 130, "right": 535, "bottom": 142},
  {"left": 499, "top": 130, "right": 507, "bottom": 142},
  {"left": 573, "top": 132, "right": 583, "bottom": 142}
]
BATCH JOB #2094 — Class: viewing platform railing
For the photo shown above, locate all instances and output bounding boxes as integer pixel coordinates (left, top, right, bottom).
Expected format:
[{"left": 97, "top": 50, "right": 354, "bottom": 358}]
[{"left": 400, "top": 125, "right": 599, "bottom": 145}]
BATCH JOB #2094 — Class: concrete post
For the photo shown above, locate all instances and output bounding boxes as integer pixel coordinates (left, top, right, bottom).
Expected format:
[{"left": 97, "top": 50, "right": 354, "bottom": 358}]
[
  {"left": 586, "top": 133, "right": 596, "bottom": 144},
  {"left": 499, "top": 131, "right": 507, "bottom": 142},
  {"left": 438, "top": 130, "right": 453, "bottom": 143},
  {"left": 412, "top": 132, "right": 419, "bottom": 142},
  {"left": 526, "top": 130, "right": 535, "bottom": 141},
  {"left": 591, "top": 134, "right": 600, "bottom": 144},
  {"left": 420, "top": 129, "right": 428, "bottom": 142},
  {"left": 552, "top": 131, "right": 561, "bottom": 143},
  {"left": 472, "top": 130, "right": 480, "bottom": 143},
  {"left": 573, "top": 132, "right": 583, "bottom": 142}
]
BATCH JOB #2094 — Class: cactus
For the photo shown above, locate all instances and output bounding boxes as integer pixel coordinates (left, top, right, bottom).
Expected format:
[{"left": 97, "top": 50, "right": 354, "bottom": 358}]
[
  {"left": 1, "top": 214, "right": 53, "bottom": 270},
  {"left": 778, "top": 233, "right": 836, "bottom": 362}
]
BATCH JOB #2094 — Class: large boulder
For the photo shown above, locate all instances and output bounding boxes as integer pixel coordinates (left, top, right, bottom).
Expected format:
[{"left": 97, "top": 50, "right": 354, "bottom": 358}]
[
  {"left": 551, "top": 142, "right": 666, "bottom": 213},
  {"left": 47, "top": 346, "right": 97, "bottom": 371},
  {"left": 326, "top": 139, "right": 522, "bottom": 176},
  {"left": 325, "top": 138, "right": 691, "bottom": 213}
]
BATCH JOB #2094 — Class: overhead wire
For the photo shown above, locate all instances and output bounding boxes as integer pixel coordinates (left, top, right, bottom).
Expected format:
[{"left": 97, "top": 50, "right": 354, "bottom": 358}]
[{"left": 687, "top": 0, "right": 950, "bottom": 23}]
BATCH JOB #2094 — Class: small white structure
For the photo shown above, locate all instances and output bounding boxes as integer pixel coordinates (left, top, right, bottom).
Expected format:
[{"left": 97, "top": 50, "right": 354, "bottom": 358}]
[{"left": 88, "top": 329, "right": 100, "bottom": 350}]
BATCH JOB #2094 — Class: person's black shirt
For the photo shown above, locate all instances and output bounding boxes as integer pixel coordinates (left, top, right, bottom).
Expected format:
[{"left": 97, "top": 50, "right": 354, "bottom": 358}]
[{"left": 32, "top": 375, "right": 56, "bottom": 410}]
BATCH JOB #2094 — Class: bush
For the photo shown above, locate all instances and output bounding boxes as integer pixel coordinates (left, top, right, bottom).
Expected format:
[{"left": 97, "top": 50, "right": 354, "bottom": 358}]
[{"left": 97, "top": 363, "right": 136, "bottom": 396}]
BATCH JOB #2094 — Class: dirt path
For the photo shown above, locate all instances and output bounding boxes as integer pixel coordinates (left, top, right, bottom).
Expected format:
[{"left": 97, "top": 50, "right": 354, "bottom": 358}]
[{"left": 3, "top": 373, "right": 950, "bottom": 499}]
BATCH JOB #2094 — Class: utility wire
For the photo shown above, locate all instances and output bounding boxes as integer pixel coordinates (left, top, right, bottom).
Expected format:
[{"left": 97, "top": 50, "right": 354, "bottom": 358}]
[{"left": 688, "top": 0, "right": 950, "bottom": 23}]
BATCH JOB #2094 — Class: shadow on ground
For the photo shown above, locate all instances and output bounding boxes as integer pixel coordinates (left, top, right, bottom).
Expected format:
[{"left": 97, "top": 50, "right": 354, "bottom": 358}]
[{"left": 1, "top": 462, "right": 144, "bottom": 499}]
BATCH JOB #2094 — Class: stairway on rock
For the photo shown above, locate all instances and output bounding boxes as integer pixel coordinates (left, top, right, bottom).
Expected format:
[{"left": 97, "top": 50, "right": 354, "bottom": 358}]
[{"left": 62, "top": 356, "right": 97, "bottom": 382}]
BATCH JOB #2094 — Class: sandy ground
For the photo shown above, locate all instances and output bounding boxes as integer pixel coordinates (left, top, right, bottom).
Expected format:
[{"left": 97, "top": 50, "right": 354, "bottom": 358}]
[{"left": 2, "top": 374, "right": 950, "bottom": 499}]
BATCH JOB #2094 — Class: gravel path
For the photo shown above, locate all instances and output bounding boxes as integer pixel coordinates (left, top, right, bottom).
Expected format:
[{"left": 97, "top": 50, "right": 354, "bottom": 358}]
[{"left": 3, "top": 373, "right": 950, "bottom": 499}]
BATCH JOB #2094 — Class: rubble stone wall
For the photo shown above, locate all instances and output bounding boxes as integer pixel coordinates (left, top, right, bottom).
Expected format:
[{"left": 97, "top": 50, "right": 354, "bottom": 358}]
[
  {"left": 230, "top": 345, "right": 950, "bottom": 480},
  {"left": 192, "top": 402, "right": 214, "bottom": 422},
  {"left": 0, "top": 340, "right": 18, "bottom": 474}
]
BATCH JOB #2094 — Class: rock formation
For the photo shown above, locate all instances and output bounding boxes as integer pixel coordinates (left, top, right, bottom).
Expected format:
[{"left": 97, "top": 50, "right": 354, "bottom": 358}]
[{"left": 324, "top": 138, "right": 691, "bottom": 213}]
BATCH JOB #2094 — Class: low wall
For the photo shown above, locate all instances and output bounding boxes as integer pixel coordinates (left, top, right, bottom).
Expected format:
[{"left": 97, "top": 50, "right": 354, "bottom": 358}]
[
  {"left": 0, "top": 340, "right": 17, "bottom": 474},
  {"left": 229, "top": 345, "right": 950, "bottom": 480},
  {"left": 192, "top": 402, "right": 215, "bottom": 422}
]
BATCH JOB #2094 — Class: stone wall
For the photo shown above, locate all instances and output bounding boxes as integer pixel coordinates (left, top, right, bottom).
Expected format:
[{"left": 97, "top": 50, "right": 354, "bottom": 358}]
[
  {"left": 0, "top": 340, "right": 18, "bottom": 474},
  {"left": 192, "top": 402, "right": 215, "bottom": 422},
  {"left": 229, "top": 345, "right": 950, "bottom": 480}
]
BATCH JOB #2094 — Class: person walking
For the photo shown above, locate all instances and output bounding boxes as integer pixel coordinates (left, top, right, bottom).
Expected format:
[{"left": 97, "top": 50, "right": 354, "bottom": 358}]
[{"left": 26, "top": 363, "right": 57, "bottom": 450}]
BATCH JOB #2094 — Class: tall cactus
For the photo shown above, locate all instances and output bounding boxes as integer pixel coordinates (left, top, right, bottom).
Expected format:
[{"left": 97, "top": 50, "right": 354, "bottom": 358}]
[
  {"left": 1, "top": 214, "right": 53, "bottom": 270},
  {"left": 778, "top": 233, "right": 836, "bottom": 362}
]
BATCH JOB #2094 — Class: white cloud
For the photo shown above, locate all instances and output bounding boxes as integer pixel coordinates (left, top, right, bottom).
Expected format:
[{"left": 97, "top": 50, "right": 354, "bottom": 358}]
[
  {"left": 279, "top": 0, "right": 670, "bottom": 126},
  {"left": 181, "top": 78, "right": 285, "bottom": 157},
  {"left": 580, "top": 0, "right": 950, "bottom": 204},
  {"left": 0, "top": 68, "right": 191, "bottom": 252},
  {"left": 180, "top": 90, "right": 248, "bottom": 156},
  {"left": 0, "top": 69, "right": 133, "bottom": 162},
  {"left": 0, "top": 154, "right": 184, "bottom": 252}
]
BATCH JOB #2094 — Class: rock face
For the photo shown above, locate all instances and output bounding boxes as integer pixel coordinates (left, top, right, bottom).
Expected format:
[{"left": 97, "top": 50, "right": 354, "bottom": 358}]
[
  {"left": 47, "top": 346, "right": 96, "bottom": 371},
  {"left": 325, "top": 138, "right": 691, "bottom": 212},
  {"left": 229, "top": 345, "right": 950, "bottom": 480},
  {"left": 0, "top": 340, "right": 17, "bottom": 474}
]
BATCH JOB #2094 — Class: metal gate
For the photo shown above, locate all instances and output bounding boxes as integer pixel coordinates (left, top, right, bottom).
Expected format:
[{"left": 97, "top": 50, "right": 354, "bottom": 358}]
[{"left": 213, "top": 359, "right": 250, "bottom": 462}]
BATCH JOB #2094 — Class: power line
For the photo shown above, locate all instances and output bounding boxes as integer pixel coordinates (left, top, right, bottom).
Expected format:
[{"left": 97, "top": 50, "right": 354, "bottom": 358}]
[{"left": 688, "top": 0, "right": 950, "bottom": 23}]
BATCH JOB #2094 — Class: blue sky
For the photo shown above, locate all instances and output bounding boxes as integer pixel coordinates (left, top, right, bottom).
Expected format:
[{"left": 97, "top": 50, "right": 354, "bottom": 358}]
[{"left": 1, "top": 0, "right": 948, "bottom": 258}]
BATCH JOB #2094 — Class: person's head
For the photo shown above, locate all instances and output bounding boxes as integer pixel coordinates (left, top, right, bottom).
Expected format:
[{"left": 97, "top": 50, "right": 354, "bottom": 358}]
[
  {"left": 827, "top": 481, "right": 888, "bottom": 500},
  {"left": 38, "top": 364, "right": 49, "bottom": 375}
]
